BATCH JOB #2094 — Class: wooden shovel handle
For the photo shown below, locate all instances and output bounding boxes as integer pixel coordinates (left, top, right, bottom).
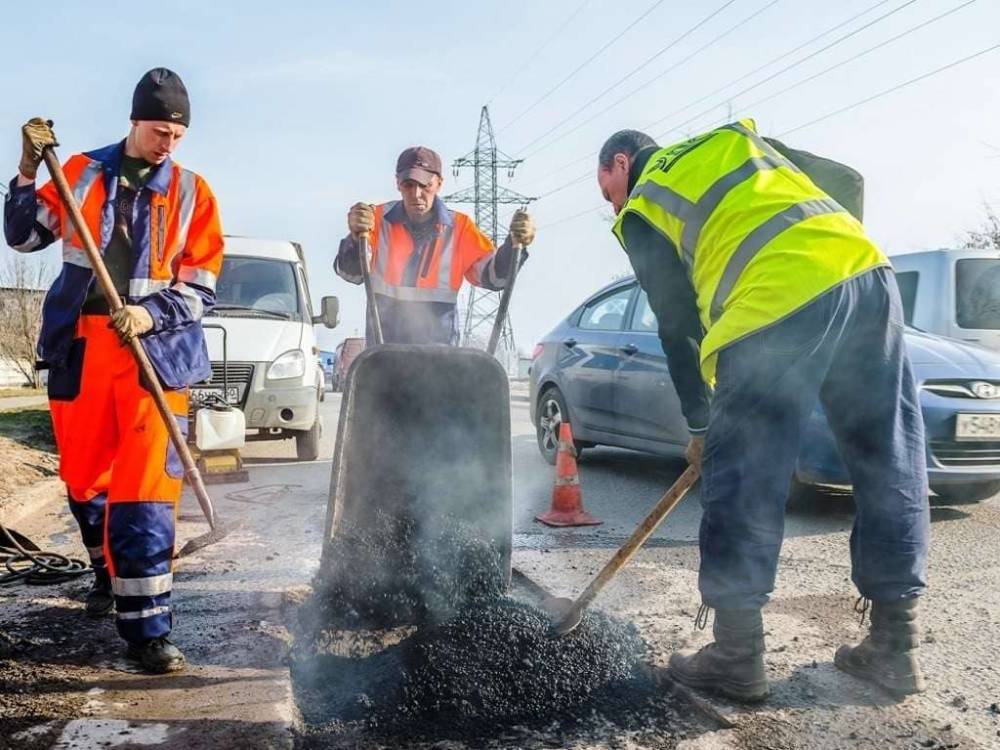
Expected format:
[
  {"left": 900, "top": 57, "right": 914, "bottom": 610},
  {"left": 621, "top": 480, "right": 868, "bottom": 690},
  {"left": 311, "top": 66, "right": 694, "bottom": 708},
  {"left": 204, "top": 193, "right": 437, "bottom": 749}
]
[{"left": 42, "top": 148, "right": 217, "bottom": 529}]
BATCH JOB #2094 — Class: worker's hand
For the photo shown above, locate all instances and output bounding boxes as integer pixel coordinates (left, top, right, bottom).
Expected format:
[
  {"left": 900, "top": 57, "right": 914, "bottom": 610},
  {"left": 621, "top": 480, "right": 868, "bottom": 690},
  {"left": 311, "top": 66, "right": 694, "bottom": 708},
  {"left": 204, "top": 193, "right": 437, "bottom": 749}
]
[
  {"left": 508, "top": 209, "right": 536, "bottom": 248},
  {"left": 348, "top": 202, "right": 375, "bottom": 239},
  {"left": 110, "top": 305, "right": 154, "bottom": 343},
  {"left": 685, "top": 435, "right": 705, "bottom": 472},
  {"left": 19, "top": 118, "right": 58, "bottom": 181}
]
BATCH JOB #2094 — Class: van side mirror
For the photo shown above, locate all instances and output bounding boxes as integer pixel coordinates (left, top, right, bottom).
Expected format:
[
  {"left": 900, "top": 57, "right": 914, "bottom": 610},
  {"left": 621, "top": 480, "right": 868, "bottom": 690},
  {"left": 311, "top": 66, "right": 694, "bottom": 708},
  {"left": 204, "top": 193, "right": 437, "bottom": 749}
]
[{"left": 314, "top": 296, "right": 339, "bottom": 328}]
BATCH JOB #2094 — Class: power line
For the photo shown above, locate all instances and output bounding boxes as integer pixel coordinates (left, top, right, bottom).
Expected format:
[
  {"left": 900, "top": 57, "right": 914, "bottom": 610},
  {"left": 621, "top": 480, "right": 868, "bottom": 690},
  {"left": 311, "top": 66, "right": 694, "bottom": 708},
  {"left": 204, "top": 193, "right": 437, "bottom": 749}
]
[
  {"left": 651, "top": 0, "right": 921, "bottom": 139},
  {"left": 520, "top": 0, "right": 781, "bottom": 160},
  {"left": 514, "top": 0, "right": 743, "bottom": 157},
  {"left": 536, "top": 0, "right": 920, "bottom": 199},
  {"left": 778, "top": 41, "right": 1000, "bottom": 136},
  {"left": 486, "top": 0, "right": 595, "bottom": 106},
  {"left": 527, "top": 0, "right": 895, "bottom": 190},
  {"left": 498, "top": 0, "right": 668, "bottom": 133},
  {"left": 537, "top": 203, "right": 606, "bottom": 230},
  {"left": 731, "top": 0, "right": 979, "bottom": 126},
  {"left": 537, "top": 40, "right": 1000, "bottom": 232}
]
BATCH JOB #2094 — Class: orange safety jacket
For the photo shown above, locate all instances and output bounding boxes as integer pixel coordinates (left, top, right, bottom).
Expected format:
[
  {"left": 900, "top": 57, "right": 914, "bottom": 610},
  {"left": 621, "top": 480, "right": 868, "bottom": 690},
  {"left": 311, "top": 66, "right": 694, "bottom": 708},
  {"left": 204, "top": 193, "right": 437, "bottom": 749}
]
[
  {"left": 334, "top": 198, "right": 522, "bottom": 343},
  {"left": 3, "top": 141, "right": 224, "bottom": 388}
]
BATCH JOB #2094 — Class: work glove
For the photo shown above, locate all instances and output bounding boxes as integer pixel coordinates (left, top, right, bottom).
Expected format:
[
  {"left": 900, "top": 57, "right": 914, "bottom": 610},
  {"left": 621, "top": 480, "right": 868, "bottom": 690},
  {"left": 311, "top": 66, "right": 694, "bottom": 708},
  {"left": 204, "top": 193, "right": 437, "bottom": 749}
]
[
  {"left": 19, "top": 118, "right": 58, "bottom": 181},
  {"left": 685, "top": 435, "right": 705, "bottom": 473},
  {"left": 348, "top": 202, "right": 375, "bottom": 239},
  {"left": 110, "top": 305, "right": 154, "bottom": 343},
  {"left": 508, "top": 209, "right": 536, "bottom": 248}
]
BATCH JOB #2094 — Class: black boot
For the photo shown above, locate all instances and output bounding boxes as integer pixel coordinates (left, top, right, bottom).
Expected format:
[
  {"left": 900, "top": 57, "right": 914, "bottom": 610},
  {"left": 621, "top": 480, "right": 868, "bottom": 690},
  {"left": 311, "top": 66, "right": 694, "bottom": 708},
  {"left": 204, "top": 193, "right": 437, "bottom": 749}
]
[
  {"left": 85, "top": 569, "right": 114, "bottom": 617},
  {"left": 126, "top": 637, "right": 186, "bottom": 674},
  {"left": 835, "top": 598, "right": 925, "bottom": 696},
  {"left": 669, "top": 608, "right": 769, "bottom": 702}
]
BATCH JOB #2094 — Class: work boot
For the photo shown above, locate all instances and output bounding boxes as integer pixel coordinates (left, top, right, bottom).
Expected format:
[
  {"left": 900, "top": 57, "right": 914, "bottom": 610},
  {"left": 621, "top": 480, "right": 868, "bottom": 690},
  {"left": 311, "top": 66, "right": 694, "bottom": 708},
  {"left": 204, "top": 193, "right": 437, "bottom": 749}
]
[
  {"left": 85, "top": 569, "right": 114, "bottom": 618},
  {"left": 126, "top": 637, "right": 186, "bottom": 674},
  {"left": 835, "top": 597, "right": 925, "bottom": 696},
  {"left": 669, "top": 607, "right": 769, "bottom": 702}
]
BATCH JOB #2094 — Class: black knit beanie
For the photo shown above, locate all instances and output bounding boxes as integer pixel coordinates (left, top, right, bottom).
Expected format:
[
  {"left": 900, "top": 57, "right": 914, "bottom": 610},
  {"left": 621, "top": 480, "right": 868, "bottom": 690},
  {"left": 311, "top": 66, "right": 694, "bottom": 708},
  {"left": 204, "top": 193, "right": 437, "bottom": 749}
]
[{"left": 130, "top": 68, "right": 190, "bottom": 127}]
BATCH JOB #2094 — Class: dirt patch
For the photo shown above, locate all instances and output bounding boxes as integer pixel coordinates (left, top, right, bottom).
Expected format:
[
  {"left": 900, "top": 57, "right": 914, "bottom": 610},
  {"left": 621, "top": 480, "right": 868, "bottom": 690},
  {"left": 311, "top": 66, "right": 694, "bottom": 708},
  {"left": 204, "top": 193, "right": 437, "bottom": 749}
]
[
  {"left": 0, "top": 388, "right": 45, "bottom": 399},
  {"left": 0, "top": 408, "right": 58, "bottom": 512},
  {"left": 0, "top": 585, "right": 113, "bottom": 750}
]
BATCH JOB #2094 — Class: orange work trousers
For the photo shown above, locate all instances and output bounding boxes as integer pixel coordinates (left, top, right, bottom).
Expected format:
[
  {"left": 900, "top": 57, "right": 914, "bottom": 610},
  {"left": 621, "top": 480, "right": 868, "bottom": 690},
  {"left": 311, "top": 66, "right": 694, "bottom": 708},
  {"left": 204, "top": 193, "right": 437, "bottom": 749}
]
[{"left": 49, "top": 315, "right": 188, "bottom": 643}]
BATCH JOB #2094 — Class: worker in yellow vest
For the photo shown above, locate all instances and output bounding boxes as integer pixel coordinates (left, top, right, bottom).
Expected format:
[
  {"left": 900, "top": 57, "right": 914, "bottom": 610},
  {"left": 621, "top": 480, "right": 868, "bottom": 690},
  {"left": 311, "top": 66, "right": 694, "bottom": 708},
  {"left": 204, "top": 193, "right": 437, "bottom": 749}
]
[{"left": 597, "top": 121, "right": 929, "bottom": 702}]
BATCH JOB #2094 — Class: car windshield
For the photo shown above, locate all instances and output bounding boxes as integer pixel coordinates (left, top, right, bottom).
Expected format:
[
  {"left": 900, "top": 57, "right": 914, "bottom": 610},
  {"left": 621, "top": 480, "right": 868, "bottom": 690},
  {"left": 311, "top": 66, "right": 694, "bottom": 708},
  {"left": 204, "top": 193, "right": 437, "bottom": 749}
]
[
  {"left": 212, "top": 256, "right": 302, "bottom": 320},
  {"left": 956, "top": 258, "right": 1000, "bottom": 330}
]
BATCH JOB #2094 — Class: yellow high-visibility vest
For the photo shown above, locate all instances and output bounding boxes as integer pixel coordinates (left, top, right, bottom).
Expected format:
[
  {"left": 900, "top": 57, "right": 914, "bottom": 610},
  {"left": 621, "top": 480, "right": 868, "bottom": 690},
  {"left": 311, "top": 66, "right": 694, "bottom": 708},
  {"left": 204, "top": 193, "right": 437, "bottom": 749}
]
[{"left": 612, "top": 119, "right": 887, "bottom": 382}]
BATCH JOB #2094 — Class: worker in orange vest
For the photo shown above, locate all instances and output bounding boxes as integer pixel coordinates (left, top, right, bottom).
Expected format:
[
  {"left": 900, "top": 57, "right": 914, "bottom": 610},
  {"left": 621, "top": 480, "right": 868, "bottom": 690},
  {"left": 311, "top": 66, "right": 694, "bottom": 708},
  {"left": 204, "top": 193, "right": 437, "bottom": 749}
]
[
  {"left": 335, "top": 146, "right": 535, "bottom": 344},
  {"left": 4, "top": 68, "right": 224, "bottom": 674}
]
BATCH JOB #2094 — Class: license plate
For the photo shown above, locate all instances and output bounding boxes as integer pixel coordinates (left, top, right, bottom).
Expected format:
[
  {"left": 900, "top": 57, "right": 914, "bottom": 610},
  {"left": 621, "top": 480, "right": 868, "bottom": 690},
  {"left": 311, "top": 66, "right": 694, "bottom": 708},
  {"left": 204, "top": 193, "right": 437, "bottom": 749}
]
[
  {"left": 955, "top": 413, "right": 1000, "bottom": 441},
  {"left": 191, "top": 386, "right": 241, "bottom": 407}
]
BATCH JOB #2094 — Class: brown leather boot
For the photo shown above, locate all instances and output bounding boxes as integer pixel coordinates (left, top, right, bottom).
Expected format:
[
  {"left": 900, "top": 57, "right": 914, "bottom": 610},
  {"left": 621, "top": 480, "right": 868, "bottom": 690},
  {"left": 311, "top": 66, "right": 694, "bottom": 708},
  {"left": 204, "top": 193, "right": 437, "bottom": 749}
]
[
  {"left": 669, "top": 608, "right": 768, "bottom": 702},
  {"left": 835, "top": 597, "right": 925, "bottom": 696}
]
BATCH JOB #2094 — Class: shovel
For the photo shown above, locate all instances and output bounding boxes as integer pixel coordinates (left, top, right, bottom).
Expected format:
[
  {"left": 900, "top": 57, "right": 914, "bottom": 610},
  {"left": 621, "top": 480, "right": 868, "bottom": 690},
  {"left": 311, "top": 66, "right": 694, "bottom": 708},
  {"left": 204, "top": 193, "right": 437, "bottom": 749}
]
[
  {"left": 541, "top": 464, "right": 700, "bottom": 636},
  {"left": 42, "top": 148, "right": 227, "bottom": 556}
]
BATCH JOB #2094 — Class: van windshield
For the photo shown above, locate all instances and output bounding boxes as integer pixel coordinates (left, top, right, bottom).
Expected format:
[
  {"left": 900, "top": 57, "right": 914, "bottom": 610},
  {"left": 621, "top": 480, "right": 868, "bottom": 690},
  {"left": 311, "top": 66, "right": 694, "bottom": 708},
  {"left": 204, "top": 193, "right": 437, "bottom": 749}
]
[
  {"left": 956, "top": 258, "right": 1000, "bottom": 330},
  {"left": 212, "top": 256, "right": 303, "bottom": 321}
]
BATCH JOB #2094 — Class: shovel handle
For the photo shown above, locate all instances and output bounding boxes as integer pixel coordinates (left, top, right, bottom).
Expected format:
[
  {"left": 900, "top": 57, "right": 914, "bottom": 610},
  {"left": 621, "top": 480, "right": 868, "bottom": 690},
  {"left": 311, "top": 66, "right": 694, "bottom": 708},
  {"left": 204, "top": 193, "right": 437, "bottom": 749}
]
[
  {"left": 565, "top": 464, "right": 700, "bottom": 621},
  {"left": 42, "top": 148, "right": 217, "bottom": 530},
  {"left": 357, "top": 234, "right": 383, "bottom": 346}
]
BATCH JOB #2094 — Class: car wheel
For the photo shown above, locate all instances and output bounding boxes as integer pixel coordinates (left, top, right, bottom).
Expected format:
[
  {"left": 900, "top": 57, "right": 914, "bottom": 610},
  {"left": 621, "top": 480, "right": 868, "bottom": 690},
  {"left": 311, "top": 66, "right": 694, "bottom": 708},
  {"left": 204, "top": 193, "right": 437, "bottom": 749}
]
[
  {"left": 296, "top": 417, "right": 322, "bottom": 461},
  {"left": 536, "top": 387, "right": 586, "bottom": 465},
  {"left": 932, "top": 480, "right": 1000, "bottom": 504}
]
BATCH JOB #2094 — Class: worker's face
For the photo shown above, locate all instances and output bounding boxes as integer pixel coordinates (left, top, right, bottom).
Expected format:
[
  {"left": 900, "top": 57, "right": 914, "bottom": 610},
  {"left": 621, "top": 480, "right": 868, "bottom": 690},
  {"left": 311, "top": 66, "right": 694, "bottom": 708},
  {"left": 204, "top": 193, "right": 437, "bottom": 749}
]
[
  {"left": 396, "top": 174, "right": 442, "bottom": 221},
  {"left": 597, "top": 153, "right": 631, "bottom": 214},
  {"left": 129, "top": 120, "right": 187, "bottom": 164}
]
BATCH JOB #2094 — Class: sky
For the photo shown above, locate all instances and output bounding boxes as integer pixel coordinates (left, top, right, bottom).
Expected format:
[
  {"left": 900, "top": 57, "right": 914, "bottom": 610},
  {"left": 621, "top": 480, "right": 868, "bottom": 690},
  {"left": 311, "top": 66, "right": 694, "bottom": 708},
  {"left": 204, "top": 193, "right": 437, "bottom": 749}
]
[{"left": 2, "top": 0, "right": 998, "bottom": 353}]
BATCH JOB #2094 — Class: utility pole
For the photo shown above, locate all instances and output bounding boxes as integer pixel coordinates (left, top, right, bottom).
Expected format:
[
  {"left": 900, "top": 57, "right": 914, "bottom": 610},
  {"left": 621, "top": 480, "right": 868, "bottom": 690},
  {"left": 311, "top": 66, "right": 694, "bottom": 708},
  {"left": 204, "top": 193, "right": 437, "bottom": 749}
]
[{"left": 444, "top": 106, "right": 535, "bottom": 366}]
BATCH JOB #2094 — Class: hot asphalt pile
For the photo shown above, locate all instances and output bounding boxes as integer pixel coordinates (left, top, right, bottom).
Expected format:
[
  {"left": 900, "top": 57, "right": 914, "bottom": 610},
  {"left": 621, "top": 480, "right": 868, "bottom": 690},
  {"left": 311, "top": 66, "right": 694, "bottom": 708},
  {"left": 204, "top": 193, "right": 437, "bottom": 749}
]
[{"left": 295, "top": 514, "right": 717, "bottom": 746}]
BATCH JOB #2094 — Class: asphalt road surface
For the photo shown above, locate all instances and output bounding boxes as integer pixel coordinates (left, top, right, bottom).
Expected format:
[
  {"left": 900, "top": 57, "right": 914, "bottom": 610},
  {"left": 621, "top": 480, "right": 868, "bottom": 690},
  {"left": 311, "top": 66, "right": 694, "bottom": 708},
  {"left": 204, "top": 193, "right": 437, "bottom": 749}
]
[
  {"left": 3, "top": 384, "right": 998, "bottom": 748},
  {"left": 240, "top": 383, "right": 1000, "bottom": 749}
]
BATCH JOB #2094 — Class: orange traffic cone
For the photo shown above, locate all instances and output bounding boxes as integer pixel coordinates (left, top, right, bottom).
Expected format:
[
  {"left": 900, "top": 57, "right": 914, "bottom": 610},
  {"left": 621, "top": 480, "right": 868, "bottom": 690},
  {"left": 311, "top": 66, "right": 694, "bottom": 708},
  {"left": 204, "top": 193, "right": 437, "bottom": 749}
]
[{"left": 536, "top": 422, "right": 602, "bottom": 527}]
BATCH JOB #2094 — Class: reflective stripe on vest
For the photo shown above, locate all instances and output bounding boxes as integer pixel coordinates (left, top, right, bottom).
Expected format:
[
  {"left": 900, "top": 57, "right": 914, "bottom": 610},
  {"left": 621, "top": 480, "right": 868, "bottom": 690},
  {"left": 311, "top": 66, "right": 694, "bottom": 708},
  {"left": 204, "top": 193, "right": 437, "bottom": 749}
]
[
  {"left": 710, "top": 196, "right": 844, "bottom": 320},
  {"left": 62, "top": 161, "right": 104, "bottom": 265},
  {"left": 370, "top": 202, "right": 463, "bottom": 299}
]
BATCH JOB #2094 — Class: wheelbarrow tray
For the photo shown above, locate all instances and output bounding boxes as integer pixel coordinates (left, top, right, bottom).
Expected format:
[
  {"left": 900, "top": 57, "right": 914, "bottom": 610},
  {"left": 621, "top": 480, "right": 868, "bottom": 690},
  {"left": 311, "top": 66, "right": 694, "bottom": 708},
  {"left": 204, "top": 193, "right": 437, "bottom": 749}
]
[{"left": 320, "top": 345, "right": 513, "bottom": 604}]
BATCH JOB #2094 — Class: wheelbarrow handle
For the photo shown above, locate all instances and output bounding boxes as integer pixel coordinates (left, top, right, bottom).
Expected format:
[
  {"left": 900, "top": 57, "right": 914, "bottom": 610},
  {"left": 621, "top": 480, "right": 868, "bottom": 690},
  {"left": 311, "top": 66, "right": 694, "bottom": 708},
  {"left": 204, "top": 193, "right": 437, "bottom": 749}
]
[
  {"left": 486, "top": 243, "right": 523, "bottom": 357},
  {"left": 358, "top": 233, "right": 383, "bottom": 346},
  {"left": 41, "top": 148, "right": 218, "bottom": 530}
]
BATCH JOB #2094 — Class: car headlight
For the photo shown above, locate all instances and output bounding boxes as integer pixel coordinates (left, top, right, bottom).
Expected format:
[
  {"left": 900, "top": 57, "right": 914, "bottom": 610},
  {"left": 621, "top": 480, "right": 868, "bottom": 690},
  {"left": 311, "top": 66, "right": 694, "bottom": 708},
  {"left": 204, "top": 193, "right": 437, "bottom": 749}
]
[{"left": 267, "top": 349, "right": 306, "bottom": 380}]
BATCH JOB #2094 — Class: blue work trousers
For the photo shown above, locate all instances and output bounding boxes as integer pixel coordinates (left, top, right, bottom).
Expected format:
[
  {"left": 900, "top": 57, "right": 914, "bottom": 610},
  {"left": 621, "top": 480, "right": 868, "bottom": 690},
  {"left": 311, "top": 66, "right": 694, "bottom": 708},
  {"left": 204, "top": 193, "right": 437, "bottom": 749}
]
[{"left": 699, "top": 266, "right": 930, "bottom": 610}]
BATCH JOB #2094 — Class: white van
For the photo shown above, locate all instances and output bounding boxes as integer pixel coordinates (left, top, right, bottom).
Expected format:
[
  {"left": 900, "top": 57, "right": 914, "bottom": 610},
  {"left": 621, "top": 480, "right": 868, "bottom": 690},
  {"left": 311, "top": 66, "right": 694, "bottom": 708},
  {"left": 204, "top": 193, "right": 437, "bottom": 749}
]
[
  {"left": 890, "top": 248, "right": 1000, "bottom": 351},
  {"left": 193, "top": 236, "right": 339, "bottom": 460}
]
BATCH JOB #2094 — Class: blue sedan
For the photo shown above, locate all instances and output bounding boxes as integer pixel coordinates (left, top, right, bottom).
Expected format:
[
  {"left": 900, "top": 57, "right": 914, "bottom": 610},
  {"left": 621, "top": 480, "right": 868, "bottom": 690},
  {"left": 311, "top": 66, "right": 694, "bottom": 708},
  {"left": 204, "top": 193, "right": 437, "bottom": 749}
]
[{"left": 529, "top": 277, "right": 1000, "bottom": 503}]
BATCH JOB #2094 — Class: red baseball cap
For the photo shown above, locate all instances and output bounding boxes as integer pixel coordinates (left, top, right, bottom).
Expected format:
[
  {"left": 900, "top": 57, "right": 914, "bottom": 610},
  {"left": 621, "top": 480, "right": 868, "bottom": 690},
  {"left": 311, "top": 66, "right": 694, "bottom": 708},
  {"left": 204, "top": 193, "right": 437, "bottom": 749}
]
[{"left": 396, "top": 146, "right": 443, "bottom": 185}]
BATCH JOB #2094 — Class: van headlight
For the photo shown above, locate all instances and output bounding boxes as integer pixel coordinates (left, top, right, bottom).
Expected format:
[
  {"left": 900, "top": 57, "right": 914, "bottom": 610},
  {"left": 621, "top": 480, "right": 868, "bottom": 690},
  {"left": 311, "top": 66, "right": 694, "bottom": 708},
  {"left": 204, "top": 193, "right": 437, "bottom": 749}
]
[{"left": 267, "top": 350, "right": 306, "bottom": 380}]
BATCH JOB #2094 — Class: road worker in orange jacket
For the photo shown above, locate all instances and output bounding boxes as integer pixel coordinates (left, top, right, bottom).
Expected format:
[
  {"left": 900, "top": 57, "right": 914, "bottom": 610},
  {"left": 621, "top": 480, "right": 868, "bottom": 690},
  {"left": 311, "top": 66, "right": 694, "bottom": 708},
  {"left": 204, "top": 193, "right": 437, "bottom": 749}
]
[
  {"left": 335, "top": 146, "right": 536, "bottom": 344},
  {"left": 3, "top": 68, "right": 224, "bottom": 674}
]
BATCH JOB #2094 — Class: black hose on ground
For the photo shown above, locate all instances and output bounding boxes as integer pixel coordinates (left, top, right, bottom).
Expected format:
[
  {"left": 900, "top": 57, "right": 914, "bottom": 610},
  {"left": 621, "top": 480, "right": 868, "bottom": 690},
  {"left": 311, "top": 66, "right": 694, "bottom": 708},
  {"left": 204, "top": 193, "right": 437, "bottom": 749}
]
[{"left": 0, "top": 520, "right": 89, "bottom": 586}]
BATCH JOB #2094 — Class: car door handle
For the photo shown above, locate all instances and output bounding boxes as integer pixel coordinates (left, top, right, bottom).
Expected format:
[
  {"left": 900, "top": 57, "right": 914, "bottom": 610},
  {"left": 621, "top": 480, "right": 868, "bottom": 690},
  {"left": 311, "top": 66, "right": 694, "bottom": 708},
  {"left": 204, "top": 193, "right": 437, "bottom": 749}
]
[
  {"left": 619, "top": 344, "right": 638, "bottom": 355},
  {"left": 562, "top": 338, "right": 577, "bottom": 348}
]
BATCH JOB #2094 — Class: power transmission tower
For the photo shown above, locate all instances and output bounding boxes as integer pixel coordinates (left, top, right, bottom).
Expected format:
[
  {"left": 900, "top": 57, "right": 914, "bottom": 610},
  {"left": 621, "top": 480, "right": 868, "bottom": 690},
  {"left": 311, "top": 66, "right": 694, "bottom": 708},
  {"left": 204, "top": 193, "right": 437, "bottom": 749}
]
[{"left": 444, "top": 106, "right": 536, "bottom": 364}]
